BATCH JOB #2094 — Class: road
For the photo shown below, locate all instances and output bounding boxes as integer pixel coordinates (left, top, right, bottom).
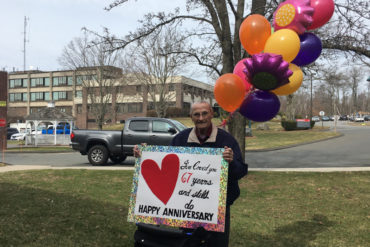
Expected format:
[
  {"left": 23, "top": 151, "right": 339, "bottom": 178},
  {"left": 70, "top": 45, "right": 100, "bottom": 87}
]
[
  {"left": 247, "top": 121, "right": 370, "bottom": 168},
  {"left": 1, "top": 121, "right": 369, "bottom": 168}
]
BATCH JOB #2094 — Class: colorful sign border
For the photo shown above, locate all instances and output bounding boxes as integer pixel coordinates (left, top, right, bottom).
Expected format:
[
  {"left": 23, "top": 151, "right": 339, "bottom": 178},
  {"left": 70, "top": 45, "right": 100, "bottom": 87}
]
[{"left": 127, "top": 145, "right": 229, "bottom": 232}]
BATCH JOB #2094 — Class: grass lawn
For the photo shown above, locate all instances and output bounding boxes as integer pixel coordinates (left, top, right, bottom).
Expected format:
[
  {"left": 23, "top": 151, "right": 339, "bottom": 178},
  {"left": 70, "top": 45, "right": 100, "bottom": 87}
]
[{"left": 0, "top": 170, "right": 368, "bottom": 246}]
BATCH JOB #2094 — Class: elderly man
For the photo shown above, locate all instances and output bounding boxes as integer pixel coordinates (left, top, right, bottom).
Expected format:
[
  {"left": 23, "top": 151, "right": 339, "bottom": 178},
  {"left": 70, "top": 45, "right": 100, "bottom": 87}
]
[
  {"left": 170, "top": 101, "right": 248, "bottom": 247},
  {"left": 134, "top": 101, "right": 248, "bottom": 246}
]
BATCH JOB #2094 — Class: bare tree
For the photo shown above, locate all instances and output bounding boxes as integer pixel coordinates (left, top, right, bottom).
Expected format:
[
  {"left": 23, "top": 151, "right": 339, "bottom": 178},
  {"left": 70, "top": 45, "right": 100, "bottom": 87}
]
[
  {"left": 346, "top": 67, "right": 364, "bottom": 114},
  {"left": 317, "top": 0, "right": 370, "bottom": 65},
  {"left": 58, "top": 32, "right": 124, "bottom": 130},
  {"left": 123, "top": 26, "right": 187, "bottom": 117},
  {"left": 88, "top": 0, "right": 370, "bottom": 155}
]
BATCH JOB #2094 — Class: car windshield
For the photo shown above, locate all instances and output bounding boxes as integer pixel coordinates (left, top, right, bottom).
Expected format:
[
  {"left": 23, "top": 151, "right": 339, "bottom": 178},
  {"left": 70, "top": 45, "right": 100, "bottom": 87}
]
[{"left": 169, "top": 119, "right": 187, "bottom": 131}]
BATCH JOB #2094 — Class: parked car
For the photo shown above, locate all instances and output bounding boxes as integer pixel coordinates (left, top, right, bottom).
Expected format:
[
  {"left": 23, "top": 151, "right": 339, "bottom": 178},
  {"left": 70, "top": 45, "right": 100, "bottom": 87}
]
[
  {"left": 354, "top": 116, "right": 364, "bottom": 122},
  {"left": 70, "top": 117, "right": 187, "bottom": 166},
  {"left": 339, "top": 115, "right": 348, "bottom": 121},
  {"left": 7, "top": 128, "right": 19, "bottom": 139},
  {"left": 10, "top": 132, "right": 27, "bottom": 141},
  {"left": 31, "top": 129, "right": 43, "bottom": 135},
  {"left": 312, "top": 116, "right": 320, "bottom": 122},
  {"left": 364, "top": 115, "right": 370, "bottom": 121},
  {"left": 321, "top": 116, "right": 330, "bottom": 121}
]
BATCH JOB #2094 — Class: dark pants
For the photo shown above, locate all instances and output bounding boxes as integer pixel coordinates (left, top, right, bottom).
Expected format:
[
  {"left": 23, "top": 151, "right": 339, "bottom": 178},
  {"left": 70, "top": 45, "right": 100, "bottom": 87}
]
[
  {"left": 207, "top": 205, "right": 231, "bottom": 247},
  {"left": 181, "top": 205, "right": 231, "bottom": 246}
]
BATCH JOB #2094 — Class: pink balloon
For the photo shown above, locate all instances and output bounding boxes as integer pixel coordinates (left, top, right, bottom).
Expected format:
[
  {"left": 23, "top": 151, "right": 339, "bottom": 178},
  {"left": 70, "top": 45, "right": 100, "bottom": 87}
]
[
  {"left": 307, "top": 0, "right": 335, "bottom": 30},
  {"left": 273, "top": 0, "right": 314, "bottom": 35},
  {"left": 233, "top": 59, "right": 252, "bottom": 92}
]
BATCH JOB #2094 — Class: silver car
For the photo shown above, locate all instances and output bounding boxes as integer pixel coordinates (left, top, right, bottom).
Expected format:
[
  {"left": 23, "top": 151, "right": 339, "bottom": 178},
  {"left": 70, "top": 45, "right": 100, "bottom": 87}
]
[{"left": 312, "top": 116, "right": 320, "bottom": 122}]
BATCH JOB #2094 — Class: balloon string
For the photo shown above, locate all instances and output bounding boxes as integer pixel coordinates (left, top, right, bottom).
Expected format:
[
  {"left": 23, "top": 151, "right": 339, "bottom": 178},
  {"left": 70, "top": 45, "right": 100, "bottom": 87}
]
[{"left": 218, "top": 110, "right": 236, "bottom": 127}]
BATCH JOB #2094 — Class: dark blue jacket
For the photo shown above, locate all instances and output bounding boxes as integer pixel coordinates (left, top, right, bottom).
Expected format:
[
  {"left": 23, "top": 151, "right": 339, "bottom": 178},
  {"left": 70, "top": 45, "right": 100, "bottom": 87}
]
[{"left": 171, "top": 127, "right": 248, "bottom": 205}]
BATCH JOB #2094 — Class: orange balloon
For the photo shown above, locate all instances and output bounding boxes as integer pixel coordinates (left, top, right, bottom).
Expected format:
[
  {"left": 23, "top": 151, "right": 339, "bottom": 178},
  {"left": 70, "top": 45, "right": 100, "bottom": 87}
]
[
  {"left": 214, "top": 74, "right": 246, "bottom": 112},
  {"left": 239, "top": 14, "right": 271, "bottom": 55},
  {"left": 271, "top": 63, "right": 303, "bottom": 95}
]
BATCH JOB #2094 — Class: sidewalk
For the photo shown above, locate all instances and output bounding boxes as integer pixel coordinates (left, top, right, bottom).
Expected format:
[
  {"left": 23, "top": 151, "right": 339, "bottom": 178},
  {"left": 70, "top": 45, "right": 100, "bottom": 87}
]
[{"left": 1, "top": 164, "right": 370, "bottom": 173}]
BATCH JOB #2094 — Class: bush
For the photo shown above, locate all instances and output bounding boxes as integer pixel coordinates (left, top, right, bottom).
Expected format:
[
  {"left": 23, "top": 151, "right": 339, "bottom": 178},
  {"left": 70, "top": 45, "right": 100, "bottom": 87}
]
[
  {"left": 166, "top": 107, "right": 189, "bottom": 118},
  {"left": 146, "top": 110, "right": 157, "bottom": 117},
  {"left": 281, "top": 120, "right": 315, "bottom": 131},
  {"left": 281, "top": 120, "right": 297, "bottom": 131}
]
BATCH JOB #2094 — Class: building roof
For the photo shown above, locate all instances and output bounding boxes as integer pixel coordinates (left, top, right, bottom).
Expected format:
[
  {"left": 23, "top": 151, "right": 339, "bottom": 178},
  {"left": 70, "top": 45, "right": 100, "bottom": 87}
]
[{"left": 25, "top": 107, "right": 74, "bottom": 121}]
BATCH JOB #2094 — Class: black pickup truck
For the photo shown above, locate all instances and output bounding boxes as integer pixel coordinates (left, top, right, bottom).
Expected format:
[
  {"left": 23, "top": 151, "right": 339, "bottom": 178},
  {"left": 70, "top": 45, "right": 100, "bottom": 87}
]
[{"left": 70, "top": 117, "right": 187, "bottom": 166}]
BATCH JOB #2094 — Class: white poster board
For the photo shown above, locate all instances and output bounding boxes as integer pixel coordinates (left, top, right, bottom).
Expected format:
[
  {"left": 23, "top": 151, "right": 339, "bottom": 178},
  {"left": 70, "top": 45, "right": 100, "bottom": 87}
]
[{"left": 128, "top": 145, "right": 228, "bottom": 232}]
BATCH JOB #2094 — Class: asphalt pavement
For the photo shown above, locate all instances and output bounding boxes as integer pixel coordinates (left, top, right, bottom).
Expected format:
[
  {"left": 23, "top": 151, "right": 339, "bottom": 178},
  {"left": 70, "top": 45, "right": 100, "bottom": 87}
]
[{"left": 1, "top": 120, "right": 369, "bottom": 172}]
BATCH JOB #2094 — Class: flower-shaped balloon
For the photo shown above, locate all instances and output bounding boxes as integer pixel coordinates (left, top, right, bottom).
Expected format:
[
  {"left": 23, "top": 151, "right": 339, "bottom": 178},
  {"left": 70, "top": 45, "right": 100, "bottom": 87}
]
[
  {"left": 273, "top": 0, "right": 314, "bottom": 34},
  {"left": 243, "top": 53, "right": 292, "bottom": 91}
]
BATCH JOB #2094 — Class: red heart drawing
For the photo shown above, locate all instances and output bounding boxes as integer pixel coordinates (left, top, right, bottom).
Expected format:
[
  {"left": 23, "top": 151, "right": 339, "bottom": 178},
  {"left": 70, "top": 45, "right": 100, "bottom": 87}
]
[{"left": 141, "top": 154, "right": 180, "bottom": 205}]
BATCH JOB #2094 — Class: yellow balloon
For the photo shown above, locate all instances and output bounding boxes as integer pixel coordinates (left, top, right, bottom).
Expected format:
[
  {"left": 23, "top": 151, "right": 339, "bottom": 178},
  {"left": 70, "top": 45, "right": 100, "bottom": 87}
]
[
  {"left": 264, "top": 29, "right": 300, "bottom": 62},
  {"left": 271, "top": 63, "right": 303, "bottom": 95}
]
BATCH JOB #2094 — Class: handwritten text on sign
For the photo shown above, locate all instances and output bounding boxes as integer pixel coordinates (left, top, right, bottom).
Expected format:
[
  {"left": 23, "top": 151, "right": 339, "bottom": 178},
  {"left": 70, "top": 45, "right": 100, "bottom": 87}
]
[{"left": 128, "top": 146, "right": 228, "bottom": 232}]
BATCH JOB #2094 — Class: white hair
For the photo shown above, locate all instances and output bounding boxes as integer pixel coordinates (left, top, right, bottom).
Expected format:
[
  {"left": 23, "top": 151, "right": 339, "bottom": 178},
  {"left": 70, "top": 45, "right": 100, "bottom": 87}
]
[{"left": 189, "top": 101, "right": 213, "bottom": 115}]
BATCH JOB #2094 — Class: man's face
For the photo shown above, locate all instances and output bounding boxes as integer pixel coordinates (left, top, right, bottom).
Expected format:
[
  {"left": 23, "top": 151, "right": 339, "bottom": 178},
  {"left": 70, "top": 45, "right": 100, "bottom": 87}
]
[{"left": 191, "top": 103, "right": 213, "bottom": 131}]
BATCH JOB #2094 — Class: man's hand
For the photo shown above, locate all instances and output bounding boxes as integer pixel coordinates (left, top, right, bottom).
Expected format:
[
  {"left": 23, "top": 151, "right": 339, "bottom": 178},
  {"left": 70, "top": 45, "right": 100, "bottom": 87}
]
[
  {"left": 133, "top": 143, "right": 147, "bottom": 158},
  {"left": 223, "top": 146, "right": 233, "bottom": 163}
]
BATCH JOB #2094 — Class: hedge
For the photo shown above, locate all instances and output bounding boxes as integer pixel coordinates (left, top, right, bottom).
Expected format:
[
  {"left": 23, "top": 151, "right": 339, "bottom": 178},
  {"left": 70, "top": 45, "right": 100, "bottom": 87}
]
[{"left": 281, "top": 120, "right": 315, "bottom": 131}]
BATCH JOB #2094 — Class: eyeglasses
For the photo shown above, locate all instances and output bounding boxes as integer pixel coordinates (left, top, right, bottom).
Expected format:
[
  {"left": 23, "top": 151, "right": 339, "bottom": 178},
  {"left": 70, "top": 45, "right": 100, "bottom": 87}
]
[{"left": 192, "top": 111, "right": 209, "bottom": 118}]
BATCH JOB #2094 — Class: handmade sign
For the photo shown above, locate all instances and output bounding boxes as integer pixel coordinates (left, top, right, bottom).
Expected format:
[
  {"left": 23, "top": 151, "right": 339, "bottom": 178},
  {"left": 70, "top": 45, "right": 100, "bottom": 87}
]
[{"left": 128, "top": 145, "right": 228, "bottom": 232}]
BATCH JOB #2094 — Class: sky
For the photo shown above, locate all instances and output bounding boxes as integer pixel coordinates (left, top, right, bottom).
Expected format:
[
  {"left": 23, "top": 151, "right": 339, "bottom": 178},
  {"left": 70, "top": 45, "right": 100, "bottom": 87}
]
[
  {"left": 1, "top": 0, "right": 368, "bottom": 88},
  {"left": 0, "top": 0, "right": 200, "bottom": 77}
]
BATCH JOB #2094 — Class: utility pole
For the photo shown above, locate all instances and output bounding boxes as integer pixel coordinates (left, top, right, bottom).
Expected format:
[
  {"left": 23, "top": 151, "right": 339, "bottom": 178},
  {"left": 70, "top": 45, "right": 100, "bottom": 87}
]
[{"left": 23, "top": 16, "right": 29, "bottom": 71}]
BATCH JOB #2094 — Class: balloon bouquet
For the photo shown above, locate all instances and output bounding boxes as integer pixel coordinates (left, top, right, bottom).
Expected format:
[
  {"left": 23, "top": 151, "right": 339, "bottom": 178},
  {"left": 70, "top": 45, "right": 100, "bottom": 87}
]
[{"left": 214, "top": 0, "right": 334, "bottom": 122}]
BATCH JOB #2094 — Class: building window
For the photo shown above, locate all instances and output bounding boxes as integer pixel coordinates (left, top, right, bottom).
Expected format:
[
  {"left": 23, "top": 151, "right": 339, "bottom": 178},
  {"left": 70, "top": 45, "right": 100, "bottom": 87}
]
[
  {"left": 128, "top": 103, "right": 143, "bottom": 113},
  {"left": 45, "top": 77, "right": 50, "bottom": 86},
  {"left": 117, "top": 103, "right": 142, "bottom": 113},
  {"left": 75, "top": 90, "right": 82, "bottom": 98},
  {"left": 31, "top": 77, "right": 49, "bottom": 87},
  {"left": 168, "top": 84, "right": 175, "bottom": 91},
  {"left": 9, "top": 78, "right": 27, "bottom": 88},
  {"left": 76, "top": 104, "right": 82, "bottom": 114},
  {"left": 9, "top": 93, "right": 28, "bottom": 102},
  {"left": 147, "top": 102, "right": 155, "bottom": 110},
  {"left": 76, "top": 75, "right": 96, "bottom": 85},
  {"left": 30, "top": 92, "right": 50, "bottom": 102},
  {"left": 136, "top": 85, "right": 142, "bottom": 92},
  {"left": 52, "top": 76, "right": 73, "bottom": 86},
  {"left": 116, "top": 103, "right": 127, "bottom": 113},
  {"left": 183, "top": 102, "right": 191, "bottom": 110},
  {"left": 30, "top": 107, "right": 43, "bottom": 114},
  {"left": 53, "top": 91, "right": 72, "bottom": 101}
]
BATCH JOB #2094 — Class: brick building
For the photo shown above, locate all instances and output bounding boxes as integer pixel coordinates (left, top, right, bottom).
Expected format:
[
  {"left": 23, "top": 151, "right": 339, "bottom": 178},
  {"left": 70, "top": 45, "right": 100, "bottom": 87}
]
[{"left": 7, "top": 67, "right": 215, "bottom": 128}]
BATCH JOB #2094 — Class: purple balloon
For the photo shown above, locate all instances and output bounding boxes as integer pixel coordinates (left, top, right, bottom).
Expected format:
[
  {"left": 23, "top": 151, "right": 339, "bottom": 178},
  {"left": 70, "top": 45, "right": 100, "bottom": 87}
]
[
  {"left": 292, "top": 32, "right": 322, "bottom": 66},
  {"left": 239, "top": 90, "right": 280, "bottom": 122}
]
